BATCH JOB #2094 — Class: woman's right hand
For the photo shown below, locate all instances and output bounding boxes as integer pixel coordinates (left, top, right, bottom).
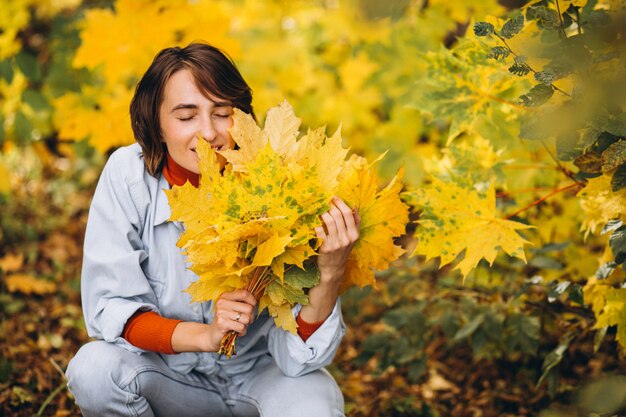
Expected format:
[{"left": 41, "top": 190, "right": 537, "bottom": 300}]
[
  {"left": 171, "top": 289, "right": 257, "bottom": 353},
  {"left": 207, "top": 289, "right": 257, "bottom": 348}
]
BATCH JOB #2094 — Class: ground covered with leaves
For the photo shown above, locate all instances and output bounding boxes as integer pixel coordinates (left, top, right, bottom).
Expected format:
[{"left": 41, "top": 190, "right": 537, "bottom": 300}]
[{"left": 1, "top": 149, "right": 625, "bottom": 417}]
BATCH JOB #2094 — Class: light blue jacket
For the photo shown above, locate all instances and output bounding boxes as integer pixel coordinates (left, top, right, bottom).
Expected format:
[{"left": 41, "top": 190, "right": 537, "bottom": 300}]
[{"left": 81, "top": 143, "right": 346, "bottom": 379}]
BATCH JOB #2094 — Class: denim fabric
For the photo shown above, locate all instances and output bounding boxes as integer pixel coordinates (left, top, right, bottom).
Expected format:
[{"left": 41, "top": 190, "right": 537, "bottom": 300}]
[
  {"left": 69, "top": 144, "right": 347, "bottom": 415},
  {"left": 66, "top": 341, "right": 345, "bottom": 417}
]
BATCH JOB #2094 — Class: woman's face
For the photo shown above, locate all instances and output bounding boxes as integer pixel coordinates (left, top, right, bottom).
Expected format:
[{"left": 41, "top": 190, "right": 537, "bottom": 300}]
[{"left": 159, "top": 69, "right": 235, "bottom": 174}]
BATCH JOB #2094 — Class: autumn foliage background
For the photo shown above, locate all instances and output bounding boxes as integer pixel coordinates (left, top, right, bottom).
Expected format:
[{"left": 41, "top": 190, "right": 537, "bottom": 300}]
[{"left": 2, "top": 0, "right": 626, "bottom": 416}]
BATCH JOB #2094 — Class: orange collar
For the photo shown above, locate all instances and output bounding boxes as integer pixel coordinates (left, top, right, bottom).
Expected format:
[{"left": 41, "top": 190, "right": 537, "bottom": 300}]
[{"left": 162, "top": 153, "right": 199, "bottom": 188}]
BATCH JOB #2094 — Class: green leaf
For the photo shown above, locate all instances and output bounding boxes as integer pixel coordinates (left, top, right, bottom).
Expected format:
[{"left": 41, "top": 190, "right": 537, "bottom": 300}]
[
  {"left": 13, "top": 111, "right": 32, "bottom": 145},
  {"left": 609, "top": 226, "right": 626, "bottom": 264},
  {"left": 266, "top": 280, "right": 309, "bottom": 305},
  {"left": 509, "top": 62, "right": 531, "bottom": 76},
  {"left": 595, "top": 261, "right": 617, "bottom": 279},
  {"left": 519, "top": 84, "right": 554, "bottom": 107},
  {"left": 487, "top": 46, "right": 510, "bottom": 60},
  {"left": 505, "top": 313, "right": 539, "bottom": 355},
  {"left": 0, "top": 59, "right": 14, "bottom": 83},
  {"left": 473, "top": 22, "right": 495, "bottom": 36},
  {"left": 452, "top": 314, "right": 484, "bottom": 342},
  {"left": 530, "top": 256, "right": 564, "bottom": 270},
  {"left": 527, "top": 5, "right": 560, "bottom": 30},
  {"left": 568, "top": 284, "right": 584, "bottom": 306},
  {"left": 501, "top": 15, "right": 525, "bottom": 39},
  {"left": 15, "top": 51, "right": 42, "bottom": 83},
  {"left": 21, "top": 90, "right": 50, "bottom": 112},
  {"left": 537, "top": 332, "right": 573, "bottom": 387},
  {"left": 534, "top": 70, "right": 557, "bottom": 85},
  {"left": 610, "top": 164, "right": 626, "bottom": 192},
  {"left": 283, "top": 262, "right": 320, "bottom": 289}
]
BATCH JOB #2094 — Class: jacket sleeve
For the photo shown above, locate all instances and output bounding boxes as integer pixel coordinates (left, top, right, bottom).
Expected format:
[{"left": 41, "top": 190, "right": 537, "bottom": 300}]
[
  {"left": 267, "top": 299, "right": 346, "bottom": 377},
  {"left": 81, "top": 152, "right": 159, "bottom": 353}
]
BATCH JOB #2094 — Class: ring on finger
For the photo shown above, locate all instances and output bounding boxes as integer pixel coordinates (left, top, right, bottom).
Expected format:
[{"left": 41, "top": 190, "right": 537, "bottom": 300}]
[{"left": 235, "top": 312, "right": 242, "bottom": 322}]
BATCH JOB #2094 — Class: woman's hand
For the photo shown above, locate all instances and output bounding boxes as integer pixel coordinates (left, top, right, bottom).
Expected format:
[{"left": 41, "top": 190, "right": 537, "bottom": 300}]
[
  {"left": 299, "top": 197, "right": 360, "bottom": 323},
  {"left": 315, "top": 197, "right": 361, "bottom": 285},
  {"left": 171, "top": 289, "right": 257, "bottom": 352}
]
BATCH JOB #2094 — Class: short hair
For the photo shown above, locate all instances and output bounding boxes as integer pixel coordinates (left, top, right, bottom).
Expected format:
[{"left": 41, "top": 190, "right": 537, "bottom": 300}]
[{"left": 130, "top": 42, "right": 254, "bottom": 176}]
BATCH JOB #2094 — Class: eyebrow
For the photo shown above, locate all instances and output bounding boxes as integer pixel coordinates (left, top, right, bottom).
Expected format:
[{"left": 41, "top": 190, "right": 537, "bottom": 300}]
[{"left": 170, "top": 101, "right": 233, "bottom": 113}]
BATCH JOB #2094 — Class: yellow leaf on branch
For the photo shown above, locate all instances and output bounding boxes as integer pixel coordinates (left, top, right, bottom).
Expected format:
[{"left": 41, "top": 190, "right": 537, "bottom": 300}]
[
  {"left": 578, "top": 174, "right": 626, "bottom": 238},
  {"left": 405, "top": 178, "right": 532, "bottom": 277}
]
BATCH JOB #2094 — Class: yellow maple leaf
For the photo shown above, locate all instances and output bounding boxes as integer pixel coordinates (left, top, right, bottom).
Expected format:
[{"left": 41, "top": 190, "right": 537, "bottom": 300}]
[
  {"left": 406, "top": 178, "right": 532, "bottom": 277},
  {"left": 268, "top": 303, "right": 297, "bottom": 334},
  {"left": 577, "top": 174, "right": 626, "bottom": 238},
  {"left": 264, "top": 100, "right": 301, "bottom": 158},
  {"left": 586, "top": 284, "right": 626, "bottom": 348},
  {"left": 337, "top": 156, "right": 410, "bottom": 291}
]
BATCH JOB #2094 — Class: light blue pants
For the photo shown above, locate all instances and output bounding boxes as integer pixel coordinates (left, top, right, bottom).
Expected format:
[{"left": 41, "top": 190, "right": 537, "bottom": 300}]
[{"left": 66, "top": 341, "right": 345, "bottom": 417}]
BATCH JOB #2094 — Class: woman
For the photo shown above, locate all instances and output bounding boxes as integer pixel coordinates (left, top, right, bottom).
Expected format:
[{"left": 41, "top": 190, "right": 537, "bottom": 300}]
[{"left": 66, "top": 42, "right": 359, "bottom": 417}]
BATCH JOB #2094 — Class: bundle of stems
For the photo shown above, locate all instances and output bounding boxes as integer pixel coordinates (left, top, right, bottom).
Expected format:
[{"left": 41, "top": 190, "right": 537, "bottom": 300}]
[{"left": 218, "top": 266, "right": 273, "bottom": 357}]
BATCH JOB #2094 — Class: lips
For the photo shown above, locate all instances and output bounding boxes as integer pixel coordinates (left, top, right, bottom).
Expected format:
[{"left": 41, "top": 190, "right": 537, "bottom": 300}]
[{"left": 191, "top": 146, "right": 223, "bottom": 153}]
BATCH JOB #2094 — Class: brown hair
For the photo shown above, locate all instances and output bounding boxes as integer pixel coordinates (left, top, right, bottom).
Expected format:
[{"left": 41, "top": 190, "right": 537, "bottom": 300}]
[{"left": 130, "top": 42, "right": 254, "bottom": 176}]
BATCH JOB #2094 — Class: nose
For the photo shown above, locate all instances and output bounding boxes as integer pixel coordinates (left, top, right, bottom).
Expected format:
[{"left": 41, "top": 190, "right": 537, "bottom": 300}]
[{"left": 200, "top": 116, "right": 217, "bottom": 143}]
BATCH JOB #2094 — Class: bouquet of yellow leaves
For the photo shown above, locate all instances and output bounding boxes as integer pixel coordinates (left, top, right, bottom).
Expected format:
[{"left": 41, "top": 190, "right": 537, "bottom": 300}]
[{"left": 166, "top": 101, "right": 409, "bottom": 357}]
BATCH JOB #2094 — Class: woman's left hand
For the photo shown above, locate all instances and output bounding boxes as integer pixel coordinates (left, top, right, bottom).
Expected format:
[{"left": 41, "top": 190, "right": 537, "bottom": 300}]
[
  {"left": 314, "top": 196, "right": 361, "bottom": 286},
  {"left": 297, "top": 197, "right": 360, "bottom": 324}
]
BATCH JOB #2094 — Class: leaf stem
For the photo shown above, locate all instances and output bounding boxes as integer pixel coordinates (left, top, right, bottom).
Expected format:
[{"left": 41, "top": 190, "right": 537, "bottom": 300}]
[
  {"left": 493, "top": 33, "right": 571, "bottom": 97},
  {"left": 504, "top": 182, "right": 581, "bottom": 219},
  {"left": 35, "top": 381, "right": 67, "bottom": 417},
  {"left": 555, "top": 0, "right": 568, "bottom": 39},
  {"left": 575, "top": 7, "right": 583, "bottom": 34},
  {"left": 486, "top": 94, "right": 527, "bottom": 109},
  {"left": 496, "top": 186, "right": 568, "bottom": 197},
  {"left": 538, "top": 138, "right": 585, "bottom": 185}
]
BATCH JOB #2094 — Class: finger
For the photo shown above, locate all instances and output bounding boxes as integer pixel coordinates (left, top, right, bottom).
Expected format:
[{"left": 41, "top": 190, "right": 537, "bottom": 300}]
[
  {"left": 219, "top": 289, "right": 257, "bottom": 306},
  {"left": 215, "top": 299, "right": 255, "bottom": 319},
  {"left": 314, "top": 225, "right": 327, "bottom": 240},
  {"left": 321, "top": 212, "right": 339, "bottom": 242},
  {"left": 228, "top": 310, "right": 250, "bottom": 325},
  {"left": 331, "top": 197, "right": 359, "bottom": 242},
  {"left": 327, "top": 204, "right": 350, "bottom": 245}
]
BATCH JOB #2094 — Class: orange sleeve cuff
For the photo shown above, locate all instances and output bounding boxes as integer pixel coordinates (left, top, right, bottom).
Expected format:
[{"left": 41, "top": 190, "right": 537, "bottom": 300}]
[
  {"left": 296, "top": 314, "right": 325, "bottom": 342},
  {"left": 122, "top": 311, "right": 183, "bottom": 354}
]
